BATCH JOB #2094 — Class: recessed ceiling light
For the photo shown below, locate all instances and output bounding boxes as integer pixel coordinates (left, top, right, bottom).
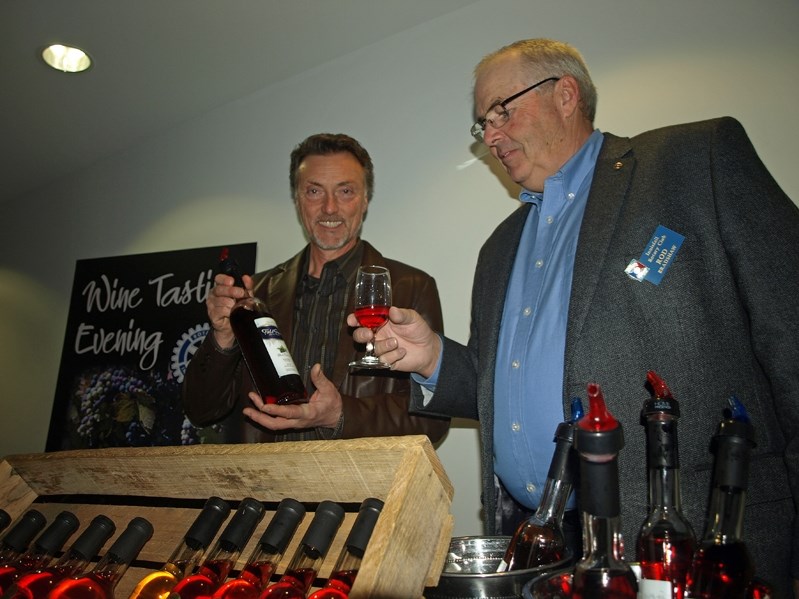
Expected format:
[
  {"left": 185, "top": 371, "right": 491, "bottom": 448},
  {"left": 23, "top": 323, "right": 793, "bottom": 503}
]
[{"left": 41, "top": 44, "right": 92, "bottom": 73}]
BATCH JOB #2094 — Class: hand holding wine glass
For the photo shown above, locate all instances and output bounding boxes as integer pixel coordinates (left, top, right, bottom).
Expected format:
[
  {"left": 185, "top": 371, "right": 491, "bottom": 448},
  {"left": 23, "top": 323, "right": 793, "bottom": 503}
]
[{"left": 349, "top": 265, "right": 392, "bottom": 369}]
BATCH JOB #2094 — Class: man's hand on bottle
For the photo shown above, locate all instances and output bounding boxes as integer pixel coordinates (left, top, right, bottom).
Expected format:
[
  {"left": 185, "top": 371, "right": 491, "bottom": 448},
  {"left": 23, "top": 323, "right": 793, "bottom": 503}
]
[
  {"left": 347, "top": 306, "right": 442, "bottom": 379},
  {"left": 206, "top": 273, "right": 254, "bottom": 349},
  {"left": 243, "top": 364, "right": 342, "bottom": 430}
]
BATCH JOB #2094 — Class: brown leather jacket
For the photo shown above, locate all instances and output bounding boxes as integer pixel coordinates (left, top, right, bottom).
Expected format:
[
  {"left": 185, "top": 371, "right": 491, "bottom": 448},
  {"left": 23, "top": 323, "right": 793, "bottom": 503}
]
[{"left": 182, "top": 240, "right": 450, "bottom": 444}]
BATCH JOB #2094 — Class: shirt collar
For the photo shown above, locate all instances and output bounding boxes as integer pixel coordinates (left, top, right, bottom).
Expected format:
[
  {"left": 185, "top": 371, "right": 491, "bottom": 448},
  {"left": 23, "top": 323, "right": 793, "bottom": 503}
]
[
  {"left": 299, "top": 240, "right": 364, "bottom": 295},
  {"left": 519, "top": 129, "right": 604, "bottom": 204}
]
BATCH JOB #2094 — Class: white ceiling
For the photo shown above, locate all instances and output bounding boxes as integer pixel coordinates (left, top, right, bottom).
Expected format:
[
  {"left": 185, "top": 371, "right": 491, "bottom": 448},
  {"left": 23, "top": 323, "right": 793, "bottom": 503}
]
[{"left": 0, "top": 0, "right": 479, "bottom": 203}]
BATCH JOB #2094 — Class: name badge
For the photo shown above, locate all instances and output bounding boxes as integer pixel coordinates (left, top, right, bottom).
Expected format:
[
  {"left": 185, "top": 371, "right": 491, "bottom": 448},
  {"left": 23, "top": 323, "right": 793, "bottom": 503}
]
[{"left": 625, "top": 225, "right": 684, "bottom": 285}]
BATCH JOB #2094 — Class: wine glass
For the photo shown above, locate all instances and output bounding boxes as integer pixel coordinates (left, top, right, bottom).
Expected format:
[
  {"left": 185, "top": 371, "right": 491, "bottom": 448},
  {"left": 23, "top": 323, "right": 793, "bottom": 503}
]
[{"left": 349, "top": 265, "right": 392, "bottom": 370}]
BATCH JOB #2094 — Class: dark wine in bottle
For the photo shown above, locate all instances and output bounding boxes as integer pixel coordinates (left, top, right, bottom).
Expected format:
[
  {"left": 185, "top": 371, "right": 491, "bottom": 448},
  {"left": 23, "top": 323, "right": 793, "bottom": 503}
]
[{"left": 219, "top": 248, "right": 307, "bottom": 405}]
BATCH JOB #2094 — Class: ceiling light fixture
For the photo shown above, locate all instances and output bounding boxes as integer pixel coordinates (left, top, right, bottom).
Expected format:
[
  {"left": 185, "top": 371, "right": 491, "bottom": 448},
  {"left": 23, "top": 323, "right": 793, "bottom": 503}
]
[{"left": 41, "top": 44, "right": 92, "bottom": 73}]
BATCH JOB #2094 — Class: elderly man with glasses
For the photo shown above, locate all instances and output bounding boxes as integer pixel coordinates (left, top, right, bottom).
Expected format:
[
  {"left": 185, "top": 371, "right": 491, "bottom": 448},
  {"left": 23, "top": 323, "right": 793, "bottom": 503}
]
[{"left": 351, "top": 38, "right": 799, "bottom": 594}]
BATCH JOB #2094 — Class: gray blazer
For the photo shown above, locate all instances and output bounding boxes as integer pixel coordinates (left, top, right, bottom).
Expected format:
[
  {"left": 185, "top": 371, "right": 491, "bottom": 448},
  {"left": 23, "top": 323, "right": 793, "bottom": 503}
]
[{"left": 414, "top": 117, "right": 799, "bottom": 592}]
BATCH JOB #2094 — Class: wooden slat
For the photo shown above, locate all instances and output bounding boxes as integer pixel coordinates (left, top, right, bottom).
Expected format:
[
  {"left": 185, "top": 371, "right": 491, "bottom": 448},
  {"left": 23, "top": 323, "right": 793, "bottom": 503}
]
[{"left": 0, "top": 436, "right": 453, "bottom": 599}]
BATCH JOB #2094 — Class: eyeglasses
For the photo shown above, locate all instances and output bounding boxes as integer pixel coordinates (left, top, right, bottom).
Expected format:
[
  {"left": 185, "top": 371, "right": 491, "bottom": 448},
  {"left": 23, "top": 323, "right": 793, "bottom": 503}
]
[{"left": 470, "top": 76, "right": 560, "bottom": 141}]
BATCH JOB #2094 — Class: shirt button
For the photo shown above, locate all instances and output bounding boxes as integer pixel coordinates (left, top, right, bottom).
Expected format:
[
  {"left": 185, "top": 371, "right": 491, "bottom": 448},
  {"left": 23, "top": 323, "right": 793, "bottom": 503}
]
[
  {"left": 526, "top": 482, "right": 536, "bottom": 493},
  {"left": 512, "top": 422, "right": 521, "bottom": 432},
  {"left": 535, "top": 259, "right": 544, "bottom": 269},
  {"left": 545, "top": 215, "right": 554, "bottom": 224},
  {"left": 522, "top": 306, "right": 532, "bottom": 317},
  {"left": 567, "top": 192, "right": 576, "bottom": 200},
  {"left": 511, "top": 360, "right": 520, "bottom": 369}
]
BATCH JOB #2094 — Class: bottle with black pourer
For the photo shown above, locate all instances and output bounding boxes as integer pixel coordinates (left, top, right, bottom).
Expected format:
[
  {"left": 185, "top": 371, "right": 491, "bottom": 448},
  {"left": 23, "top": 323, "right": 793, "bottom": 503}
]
[
  {"left": 2, "top": 515, "right": 117, "bottom": 599},
  {"left": 170, "top": 498, "right": 265, "bottom": 599},
  {"left": 48, "top": 516, "right": 154, "bottom": 599},
  {"left": 211, "top": 498, "right": 306, "bottom": 599},
  {"left": 636, "top": 371, "right": 696, "bottom": 599},
  {"left": 127, "top": 497, "right": 232, "bottom": 599},
  {"left": 528, "top": 383, "right": 638, "bottom": 598},
  {"left": 260, "top": 501, "right": 346, "bottom": 599},
  {"left": 498, "top": 398, "right": 583, "bottom": 572},
  {"left": 0, "top": 510, "right": 79, "bottom": 593},
  {"left": 0, "top": 511, "right": 47, "bottom": 566},
  {"left": 684, "top": 396, "right": 773, "bottom": 598},
  {"left": 308, "top": 498, "right": 384, "bottom": 599},
  {"left": 218, "top": 248, "right": 307, "bottom": 406}
]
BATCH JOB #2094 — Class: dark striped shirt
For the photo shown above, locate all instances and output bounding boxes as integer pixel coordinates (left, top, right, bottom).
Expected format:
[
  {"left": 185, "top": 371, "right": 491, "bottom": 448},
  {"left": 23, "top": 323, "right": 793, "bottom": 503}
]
[{"left": 277, "top": 241, "right": 364, "bottom": 441}]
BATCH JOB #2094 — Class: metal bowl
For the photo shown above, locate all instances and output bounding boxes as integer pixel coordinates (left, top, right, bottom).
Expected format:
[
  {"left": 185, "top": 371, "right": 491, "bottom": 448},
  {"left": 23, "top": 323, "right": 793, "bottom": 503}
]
[{"left": 424, "top": 536, "right": 573, "bottom": 599}]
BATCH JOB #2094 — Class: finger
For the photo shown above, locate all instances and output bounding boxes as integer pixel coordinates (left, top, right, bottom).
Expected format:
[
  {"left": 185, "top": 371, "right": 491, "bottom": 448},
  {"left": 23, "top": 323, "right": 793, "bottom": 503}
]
[
  {"left": 309, "top": 364, "right": 333, "bottom": 389},
  {"left": 243, "top": 407, "right": 302, "bottom": 431}
]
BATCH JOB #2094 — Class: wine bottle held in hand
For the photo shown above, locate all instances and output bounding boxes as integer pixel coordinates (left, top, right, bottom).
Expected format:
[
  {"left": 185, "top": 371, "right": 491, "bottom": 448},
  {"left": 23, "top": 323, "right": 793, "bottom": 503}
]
[
  {"left": 348, "top": 266, "right": 392, "bottom": 370},
  {"left": 218, "top": 248, "right": 307, "bottom": 405}
]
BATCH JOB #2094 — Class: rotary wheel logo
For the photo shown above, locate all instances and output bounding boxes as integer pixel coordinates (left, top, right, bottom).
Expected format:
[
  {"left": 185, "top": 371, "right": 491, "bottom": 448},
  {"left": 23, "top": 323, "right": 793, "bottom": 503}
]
[{"left": 170, "top": 323, "right": 210, "bottom": 384}]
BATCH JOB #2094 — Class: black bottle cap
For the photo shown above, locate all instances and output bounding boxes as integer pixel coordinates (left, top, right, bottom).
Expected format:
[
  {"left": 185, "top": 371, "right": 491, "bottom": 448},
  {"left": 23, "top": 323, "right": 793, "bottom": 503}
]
[
  {"left": 218, "top": 247, "right": 245, "bottom": 288},
  {"left": 1, "top": 509, "right": 47, "bottom": 553},
  {"left": 547, "top": 421, "right": 578, "bottom": 484},
  {"left": 33, "top": 510, "right": 80, "bottom": 555},
  {"left": 107, "top": 517, "right": 154, "bottom": 564},
  {"left": 345, "top": 498, "right": 384, "bottom": 557},
  {"left": 301, "top": 501, "right": 345, "bottom": 560},
  {"left": 184, "top": 497, "right": 232, "bottom": 551},
  {"left": 259, "top": 498, "right": 306, "bottom": 555},
  {"left": 711, "top": 417, "right": 756, "bottom": 490},
  {"left": 70, "top": 515, "right": 117, "bottom": 560},
  {"left": 0, "top": 510, "right": 10, "bottom": 533},
  {"left": 219, "top": 498, "right": 265, "bottom": 552}
]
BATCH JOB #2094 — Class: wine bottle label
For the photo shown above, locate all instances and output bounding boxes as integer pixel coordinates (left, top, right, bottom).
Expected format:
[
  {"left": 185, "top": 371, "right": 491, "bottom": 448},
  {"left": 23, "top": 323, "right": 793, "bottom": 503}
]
[
  {"left": 638, "top": 577, "right": 671, "bottom": 599},
  {"left": 254, "top": 317, "right": 301, "bottom": 378}
]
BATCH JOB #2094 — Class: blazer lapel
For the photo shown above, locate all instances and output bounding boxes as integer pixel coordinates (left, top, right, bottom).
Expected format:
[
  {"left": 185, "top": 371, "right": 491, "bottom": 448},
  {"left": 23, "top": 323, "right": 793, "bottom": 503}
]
[{"left": 565, "top": 133, "right": 634, "bottom": 379}]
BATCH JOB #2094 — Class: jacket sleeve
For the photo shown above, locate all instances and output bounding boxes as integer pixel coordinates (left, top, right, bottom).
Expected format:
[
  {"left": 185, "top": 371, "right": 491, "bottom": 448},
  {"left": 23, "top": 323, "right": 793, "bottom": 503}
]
[
  {"left": 336, "top": 269, "right": 450, "bottom": 444},
  {"left": 180, "top": 333, "right": 244, "bottom": 426}
]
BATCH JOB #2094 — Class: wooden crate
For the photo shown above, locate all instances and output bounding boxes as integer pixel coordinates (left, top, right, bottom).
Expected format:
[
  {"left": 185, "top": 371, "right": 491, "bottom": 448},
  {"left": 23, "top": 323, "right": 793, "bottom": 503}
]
[{"left": 0, "top": 435, "right": 454, "bottom": 598}]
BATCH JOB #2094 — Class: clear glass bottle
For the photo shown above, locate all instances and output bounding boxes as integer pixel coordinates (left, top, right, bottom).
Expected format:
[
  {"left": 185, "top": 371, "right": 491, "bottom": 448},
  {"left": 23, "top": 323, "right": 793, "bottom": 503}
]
[
  {"left": 48, "top": 516, "right": 154, "bottom": 599},
  {"left": 170, "top": 498, "right": 265, "bottom": 599},
  {"left": 127, "top": 497, "right": 231, "bottom": 599},
  {"left": 211, "top": 498, "right": 305, "bottom": 599},
  {"left": 307, "top": 498, "right": 384, "bottom": 599},
  {"left": 218, "top": 248, "right": 307, "bottom": 406},
  {"left": 0, "top": 510, "right": 79, "bottom": 593},
  {"left": 0, "top": 511, "right": 47, "bottom": 566},
  {"left": 498, "top": 398, "right": 582, "bottom": 572},
  {"left": 2, "top": 515, "right": 116, "bottom": 599},
  {"left": 636, "top": 371, "right": 696, "bottom": 599},
  {"left": 528, "top": 383, "right": 638, "bottom": 599},
  {"left": 260, "top": 501, "right": 345, "bottom": 599},
  {"left": 684, "top": 396, "right": 772, "bottom": 598}
]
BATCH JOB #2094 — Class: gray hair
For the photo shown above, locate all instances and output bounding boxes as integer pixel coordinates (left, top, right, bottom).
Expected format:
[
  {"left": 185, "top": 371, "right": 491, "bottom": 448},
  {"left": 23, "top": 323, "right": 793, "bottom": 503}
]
[{"left": 475, "top": 39, "right": 598, "bottom": 124}]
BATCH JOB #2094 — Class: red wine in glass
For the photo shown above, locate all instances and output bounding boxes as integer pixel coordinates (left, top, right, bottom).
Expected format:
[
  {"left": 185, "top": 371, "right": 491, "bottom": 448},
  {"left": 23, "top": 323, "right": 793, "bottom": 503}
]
[{"left": 349, "top": 266, "right": 392, "bottom": 370}]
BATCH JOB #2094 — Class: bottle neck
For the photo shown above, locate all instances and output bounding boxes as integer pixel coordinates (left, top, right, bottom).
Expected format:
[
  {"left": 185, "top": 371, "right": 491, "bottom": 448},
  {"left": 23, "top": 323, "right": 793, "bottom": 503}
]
[
  {"left": 647, "top": 466, "right": 683, "bottom": 510},
  {"left": 164, "top": 541, "right": 206, "bottom": 579},
  {"left": 89, "top": 552, "right": 131, "bottom": 587},
  {"left": 534, "top": 478, "right": 573, "bottom": 523},
  {"left": 702, "top": 486, "right": 746, "bottom": 543}
]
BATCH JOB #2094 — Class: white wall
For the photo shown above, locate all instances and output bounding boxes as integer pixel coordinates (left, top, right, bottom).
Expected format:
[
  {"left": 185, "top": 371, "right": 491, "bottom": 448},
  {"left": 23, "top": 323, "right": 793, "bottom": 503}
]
[{"left": 1, "top": 0, "right": 797, "bottom": 537}]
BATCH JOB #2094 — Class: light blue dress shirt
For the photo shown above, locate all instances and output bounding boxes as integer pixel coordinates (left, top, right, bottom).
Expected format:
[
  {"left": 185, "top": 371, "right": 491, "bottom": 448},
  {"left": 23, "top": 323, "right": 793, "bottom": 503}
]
[
  {"left": 415, "top": 130, "right": 604, "bottom": 510},
  {"left": 493, "top": 129, "right": 603, "bottom": 509}
]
